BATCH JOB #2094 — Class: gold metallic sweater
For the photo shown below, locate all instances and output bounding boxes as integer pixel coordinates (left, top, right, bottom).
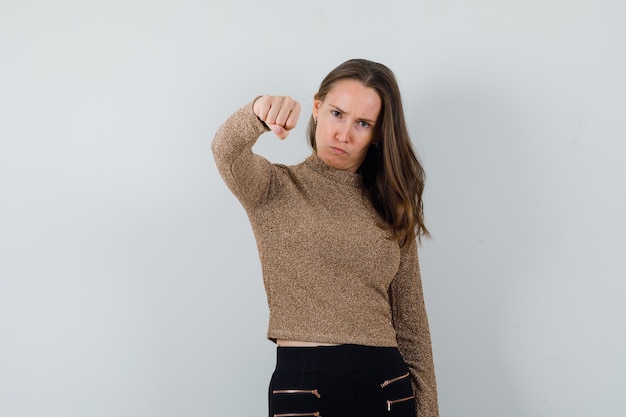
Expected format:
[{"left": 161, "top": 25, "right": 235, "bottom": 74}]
[{"left": 212, "top": 100, "right": 438, "bottom": 417}]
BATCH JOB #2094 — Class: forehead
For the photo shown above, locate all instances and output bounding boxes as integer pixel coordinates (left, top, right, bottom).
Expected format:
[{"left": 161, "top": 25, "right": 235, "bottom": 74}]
[{"left": 324, "top": 79, "right": 381, "bottom": 120}]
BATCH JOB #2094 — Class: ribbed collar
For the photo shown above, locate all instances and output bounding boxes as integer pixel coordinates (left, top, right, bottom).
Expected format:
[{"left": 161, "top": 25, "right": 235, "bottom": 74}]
[{"left": 304, "top": 153, "right": 363, "bottom": 188}]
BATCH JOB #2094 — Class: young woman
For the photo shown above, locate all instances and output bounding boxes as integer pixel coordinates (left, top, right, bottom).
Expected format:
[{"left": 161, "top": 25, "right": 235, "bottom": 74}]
[{"left": 212, "top": 59, "right": 438, "bottom": 417}]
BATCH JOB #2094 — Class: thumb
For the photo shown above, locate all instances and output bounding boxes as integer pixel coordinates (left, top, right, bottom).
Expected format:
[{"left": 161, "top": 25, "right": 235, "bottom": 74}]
[{"left": 268, "top": 124, "right": 288, "bottom": 140}]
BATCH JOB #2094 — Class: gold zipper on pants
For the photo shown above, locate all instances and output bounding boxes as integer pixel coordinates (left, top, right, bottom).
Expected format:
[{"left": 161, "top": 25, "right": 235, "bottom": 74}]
[
  {"left": 380, "top": 372, "right": 410, "bottom": 388},
  {"left": 386, "top": 395, "right": 414, "bottom": 412},
  {"left": 274, "top": 413, "right": 321, "bottom": 417},
  {"left": 272, "top": 389, "right": 321, "bottom": 398}
]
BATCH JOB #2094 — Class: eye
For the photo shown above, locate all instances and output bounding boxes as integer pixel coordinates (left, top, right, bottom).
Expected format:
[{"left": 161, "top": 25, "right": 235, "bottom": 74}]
[
  {"left": 331, "top": 109, "right": 341, "bottom": 117},
  {"left": 358, "top": 120, "right": 370, "bottom": 128}
]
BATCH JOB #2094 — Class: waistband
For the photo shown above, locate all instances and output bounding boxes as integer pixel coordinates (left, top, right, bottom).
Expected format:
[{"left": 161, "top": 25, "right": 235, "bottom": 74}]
[{"left": 275, "top": 344, "right": 402, "bottom": 373}]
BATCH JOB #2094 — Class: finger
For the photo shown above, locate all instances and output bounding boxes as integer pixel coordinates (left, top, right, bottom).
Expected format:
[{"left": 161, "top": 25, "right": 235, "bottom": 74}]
[
  {"left": 265, "top": 96, "right": 284, "bottom": 125},
  {"left": 253, "top": 96, "right": 271, "bottom": 121},
  {"left": 267, "top": 124, "right": 289, "bottom": 140},
  {"left": 274, "top": 108, "right": 292, "bottom": 127},
  {"left": 274, "top": 97, "right": 296, "bottom": 126},
  {"left": 284, "top": 101, "right": 301, "bottom": 131}
]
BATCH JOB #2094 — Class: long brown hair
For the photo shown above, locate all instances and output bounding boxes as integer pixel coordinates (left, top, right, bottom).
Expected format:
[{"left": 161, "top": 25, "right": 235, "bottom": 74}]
[{"left": 307, "top": 59, "right": 430, "bottom": 246}]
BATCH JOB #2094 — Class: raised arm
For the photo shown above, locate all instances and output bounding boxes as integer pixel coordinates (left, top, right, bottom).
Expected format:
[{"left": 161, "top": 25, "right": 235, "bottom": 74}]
[{"left": 211, "top": 96, "right": 300, "bottom": 208}]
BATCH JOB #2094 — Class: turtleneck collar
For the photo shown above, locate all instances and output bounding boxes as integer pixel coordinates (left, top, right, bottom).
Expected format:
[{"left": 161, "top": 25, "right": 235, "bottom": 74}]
[{"left": 304, "top": 153, "right": 363, "bottom": 188}]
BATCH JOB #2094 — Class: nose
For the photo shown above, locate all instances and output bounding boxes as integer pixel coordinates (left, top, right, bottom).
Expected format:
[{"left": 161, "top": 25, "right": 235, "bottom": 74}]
[{"left": 336, "top": 123, "right": 350, "bottom": 143}]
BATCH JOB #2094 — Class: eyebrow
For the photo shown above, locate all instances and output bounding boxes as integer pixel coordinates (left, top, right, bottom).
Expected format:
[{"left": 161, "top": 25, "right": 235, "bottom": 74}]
[{"left": 330, "top": 104, "right": 377, "bottom": 124}]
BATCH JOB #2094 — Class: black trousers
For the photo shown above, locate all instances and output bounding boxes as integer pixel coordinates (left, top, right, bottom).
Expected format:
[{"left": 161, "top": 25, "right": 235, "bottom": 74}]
[{"left": 269, "top": 344, "right": 416, "bottom": 417}]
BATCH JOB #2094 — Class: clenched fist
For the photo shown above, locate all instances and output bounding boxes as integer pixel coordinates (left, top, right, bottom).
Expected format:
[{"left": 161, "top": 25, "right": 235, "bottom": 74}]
[{"left": 253, "top": 96, "right": 301, "bottom": 140}]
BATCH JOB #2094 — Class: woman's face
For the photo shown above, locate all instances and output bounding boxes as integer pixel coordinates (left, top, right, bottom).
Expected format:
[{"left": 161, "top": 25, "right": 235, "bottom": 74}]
[{"left": 312, "top": 79, "right": 381, "bottom": 173}]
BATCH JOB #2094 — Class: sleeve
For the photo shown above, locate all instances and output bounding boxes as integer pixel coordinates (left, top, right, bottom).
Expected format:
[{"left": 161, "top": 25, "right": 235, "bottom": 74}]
[
  {"left": 211, "top": 98, "right": 277, "bottom": 209},
  {"left": 389, "top": 240, "right": 439, "bottom": 417}
]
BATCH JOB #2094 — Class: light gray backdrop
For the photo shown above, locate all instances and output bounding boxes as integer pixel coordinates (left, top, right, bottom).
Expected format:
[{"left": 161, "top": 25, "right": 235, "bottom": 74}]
[{"left": 1, "top": 1, "right": 624, "bottom": 416}]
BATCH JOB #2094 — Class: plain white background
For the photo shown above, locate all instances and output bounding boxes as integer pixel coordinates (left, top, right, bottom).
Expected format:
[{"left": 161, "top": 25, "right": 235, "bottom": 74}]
[{"left": 1, "top": 1, "right": 625, "bottom": 416}]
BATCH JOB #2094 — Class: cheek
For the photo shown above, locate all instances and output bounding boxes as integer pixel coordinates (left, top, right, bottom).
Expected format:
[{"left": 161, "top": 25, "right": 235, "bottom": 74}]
[
  {"left": 313, "top": 127, "right": 325, "bottom": 148},
  {"left": 358, "top": 131, "right": 374, "bottom": 147},
  {"left": 316, "top": 124, "right": 331, "bottom": 140}
]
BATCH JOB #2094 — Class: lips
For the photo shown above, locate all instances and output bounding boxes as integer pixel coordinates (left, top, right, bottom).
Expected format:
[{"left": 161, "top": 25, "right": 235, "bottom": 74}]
[{"left": 329, "top": 146, "right": 347, "bottom": 155}]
